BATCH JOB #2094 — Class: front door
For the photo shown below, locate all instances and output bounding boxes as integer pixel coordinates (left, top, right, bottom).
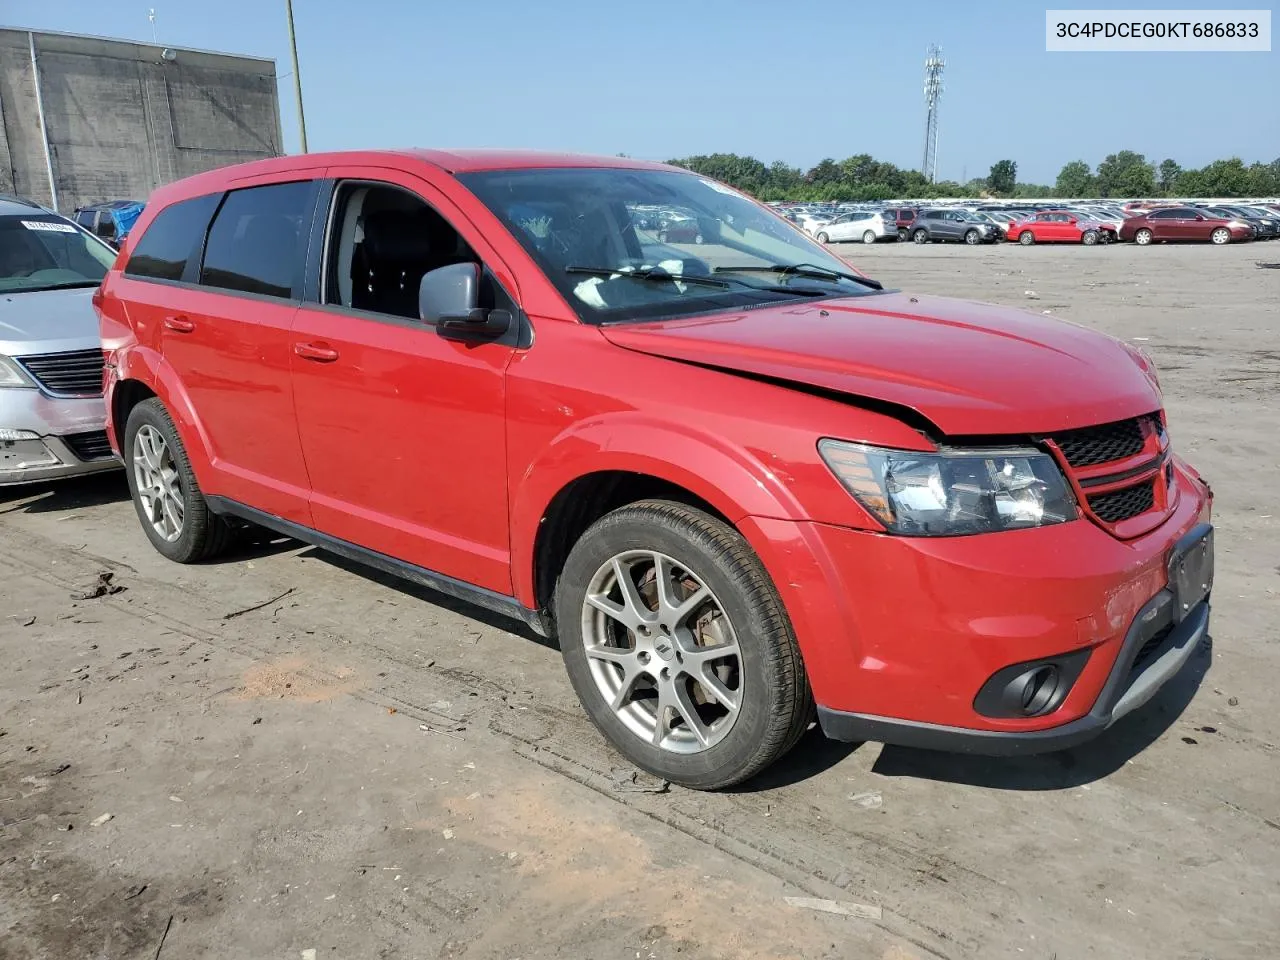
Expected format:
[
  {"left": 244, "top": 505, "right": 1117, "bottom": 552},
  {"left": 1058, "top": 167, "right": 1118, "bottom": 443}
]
[{"left": 289, "top": 170, "right": 518, "bottom": 594}]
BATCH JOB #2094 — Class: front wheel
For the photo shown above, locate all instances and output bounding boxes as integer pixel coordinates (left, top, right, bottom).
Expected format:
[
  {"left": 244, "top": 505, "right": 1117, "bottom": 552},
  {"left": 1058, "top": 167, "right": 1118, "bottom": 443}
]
[
  {"left": 1134, "top": 228, "right": 1153, "bottom": 245},
  {"left": 1210, "top": 227, "right": 1231, "bottom": 245},
  {"left": 124, "top": 398, "right": 233, "bottom": 563},
  {"left": 862, "top": 230, "right": 877, "bottom": 244},
  {"left": 815, "top": 232, "right": 830, "bottom": 244},
  {"left": 897, "top": 227, "right": 908, "bottom": 241},
  {"left": 912, "top": 228, "right": 929, "bottom": 244},
  {"left": 1018, "top": 230, "right": 1035, "bottom": 246},
  {"left": 1081, "top": 229, "right": 1099, "bottom": 246},
  {"left": 556, "top": 500, "right": 811, "bottom": 790},
  {"left": 964, "top": 229, "right": 980, "bottom": 245}
]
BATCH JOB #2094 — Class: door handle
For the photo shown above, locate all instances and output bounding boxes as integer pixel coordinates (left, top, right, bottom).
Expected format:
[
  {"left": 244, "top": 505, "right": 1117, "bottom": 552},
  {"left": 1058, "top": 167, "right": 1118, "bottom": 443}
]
[
  {"left": 163, "top": 315, "right": 195, "bottom": 333},
  {"left": 294, "top": 341, "right": 339, "bottom": 363}
]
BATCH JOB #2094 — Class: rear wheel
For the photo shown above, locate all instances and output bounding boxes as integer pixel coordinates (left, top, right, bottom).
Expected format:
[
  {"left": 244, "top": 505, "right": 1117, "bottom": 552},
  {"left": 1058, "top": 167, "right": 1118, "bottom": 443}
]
[
  {"left": 862, "top": 230, "right": 877, "bottom": 244},
  {"left": 1210, "top": 227, "right": 1231, "bottom": 245},
  {"left": 964, "top": 229, "right": 980, "bottom": 245},
  {"left": 556, "top": 500, "right": 811, "bottom": 790},
  {"left": 815, "top": 231, "right": 829, "bottom": 244},
  {"left": 1134, "top": 228, "right": 1153, "bottom": 245},
  {"left": 124, "top": 398, "right": 232, "bottom": 563},
  {"left": 897, "top": 227, "right": 908, "bottom": 241},
  {"left": 912, "top": 228, "right": 929, "bottom": 244},
  {"left": 1018, "top": 230, "right": 1035, "bottom": 246},
  {"left": 1081, "top": 229, "right": 1099, "bottom": 246}
]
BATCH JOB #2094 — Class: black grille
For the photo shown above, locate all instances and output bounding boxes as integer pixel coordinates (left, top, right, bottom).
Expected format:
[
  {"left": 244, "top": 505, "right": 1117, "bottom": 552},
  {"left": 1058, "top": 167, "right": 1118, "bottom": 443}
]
[
  {"left": 1052, "top": 417, "right": 1146, "bottom": 467},
  {"left": 16, "top": 349, "right": 105, "bottom": 397},
  {"left": 61, "top": 430, "right": 115, "bottom": 462},
  {"left": 1088, "top": 480, "right": 1155, "bottom": 523},
  {"left": 1131, "top": 623, "right": 1174, "bottom": 675}
]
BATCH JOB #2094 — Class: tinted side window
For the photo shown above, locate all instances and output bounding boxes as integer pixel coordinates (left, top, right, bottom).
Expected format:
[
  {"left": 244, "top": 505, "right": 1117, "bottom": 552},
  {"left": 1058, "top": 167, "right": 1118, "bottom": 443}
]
[
  {"left": 125, "top": 194, "right": 219, "bottom": 281},
  {"left": 200, "top": 181, "right": 316, "bottom": 299},
  {"left": 925, "top": 211, "right": 942, "bottom": 220},
  {"left": 1148, "top": 210, "right": 1177, "bottom": 220}
]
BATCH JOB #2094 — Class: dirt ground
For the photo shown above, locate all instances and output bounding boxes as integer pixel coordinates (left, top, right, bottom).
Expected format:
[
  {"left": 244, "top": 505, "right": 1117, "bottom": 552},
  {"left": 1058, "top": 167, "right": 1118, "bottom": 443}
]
[{"left": 3, "top": 241, "right": 1278, "bottom": 960}]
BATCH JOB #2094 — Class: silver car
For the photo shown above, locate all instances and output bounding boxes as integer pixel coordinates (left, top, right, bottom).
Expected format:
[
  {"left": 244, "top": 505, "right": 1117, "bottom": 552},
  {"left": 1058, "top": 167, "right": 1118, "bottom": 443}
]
[{"left": 1, "top": 196, "right": 120, "bottom": 485}]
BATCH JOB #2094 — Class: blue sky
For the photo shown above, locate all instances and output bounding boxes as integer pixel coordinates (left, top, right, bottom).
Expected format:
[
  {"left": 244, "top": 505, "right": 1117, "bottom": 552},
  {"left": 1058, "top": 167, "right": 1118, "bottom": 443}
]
[{"left": 7, "top": 0, "right": 1277, "bottom": 183}]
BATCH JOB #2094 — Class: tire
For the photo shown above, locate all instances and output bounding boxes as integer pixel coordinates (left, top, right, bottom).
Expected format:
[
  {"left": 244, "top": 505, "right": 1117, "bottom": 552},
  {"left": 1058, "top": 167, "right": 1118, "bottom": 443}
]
[
  {"left": 862, "top": 230, "right": 877, "bottom": 244},
  {"left": 1018, "top": 230, "right": 1035, "bottom": 246},
  {"left": 912, "top": 228, "right": 929, "bottom": 244},
  {"left": 694, "top": 234, "right": 704, "bottom": 244},
  {"left": 555, "top": 500, "right": 812, "bottom": 790},
  {"left": 124, "top": 398, "right": 233, "bottom": 563},
  {"left": 658, "top": 231, "right": 668, "bottom": 243},
  {"left": 1210, "top": 227, "right": 1231, "bottom": 245},
  {"left": 897, "top": 227, "right": 908, "bottom": 241},
  {"left": 1081, "top": 229, "right": 1099, "bottom": 246},
  {"left": 963, "top": 229, "right": 980, "bottom": 245},
  {"left": 815, "top": 232, "right": 829, "bottom": 244},
  {"left": 1134, "top": 228, "right": 1153, "bottom": 246}
]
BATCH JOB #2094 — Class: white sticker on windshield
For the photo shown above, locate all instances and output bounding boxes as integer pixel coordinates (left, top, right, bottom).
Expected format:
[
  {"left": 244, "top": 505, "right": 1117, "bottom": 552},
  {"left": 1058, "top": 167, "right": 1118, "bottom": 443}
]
[
  {"left": 21, "top": 220, "right": 77, "bottom": 234},
  {"left": 699, "top": 178, "right": 742, "bottom": 197}
]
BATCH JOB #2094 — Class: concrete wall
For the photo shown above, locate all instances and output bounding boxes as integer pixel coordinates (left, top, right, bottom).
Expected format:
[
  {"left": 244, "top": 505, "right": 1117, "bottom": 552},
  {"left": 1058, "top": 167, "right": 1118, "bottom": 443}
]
[{"left": 0, "top": 28, "right": 282, "bottom": 212}]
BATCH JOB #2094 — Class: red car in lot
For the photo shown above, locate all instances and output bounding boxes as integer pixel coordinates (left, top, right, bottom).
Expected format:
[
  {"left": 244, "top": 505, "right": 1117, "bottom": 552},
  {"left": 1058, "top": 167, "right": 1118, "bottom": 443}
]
[
  {"left": 1119, "top": 207, "right": 1254, "bottom": 245},
  {"left": 97, "top": 151, "right": 1214, "bottom": 789},
  {"left": 1010, "top": 210, "right": 1113, "bottom": 245}
]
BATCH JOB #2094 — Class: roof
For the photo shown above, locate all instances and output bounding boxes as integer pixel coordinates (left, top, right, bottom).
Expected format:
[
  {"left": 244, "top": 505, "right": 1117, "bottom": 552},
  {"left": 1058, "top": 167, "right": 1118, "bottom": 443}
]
[{"left": 144, "top": 149, "right": 683, "bottom": 206}]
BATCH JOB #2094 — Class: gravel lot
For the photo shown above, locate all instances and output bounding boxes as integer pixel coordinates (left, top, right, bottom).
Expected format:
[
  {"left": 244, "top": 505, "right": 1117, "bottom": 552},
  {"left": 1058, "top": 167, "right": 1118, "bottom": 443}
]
[{"left": 2, "top": 241, "right": 1277, "bottom": 960}]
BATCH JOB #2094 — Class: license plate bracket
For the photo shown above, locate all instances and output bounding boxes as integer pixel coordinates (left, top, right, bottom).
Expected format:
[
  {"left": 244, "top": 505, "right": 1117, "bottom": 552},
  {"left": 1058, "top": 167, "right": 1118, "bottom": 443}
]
[{"left": 1168, "top": 525, "right": 1214, "bottom": 623}]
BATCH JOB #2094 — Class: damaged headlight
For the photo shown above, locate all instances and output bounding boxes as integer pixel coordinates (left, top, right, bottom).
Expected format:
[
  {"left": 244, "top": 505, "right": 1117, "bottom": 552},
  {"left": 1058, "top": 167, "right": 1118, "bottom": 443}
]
[{"left": 819, "top": 440, "right": 1077, "bottom": 536}]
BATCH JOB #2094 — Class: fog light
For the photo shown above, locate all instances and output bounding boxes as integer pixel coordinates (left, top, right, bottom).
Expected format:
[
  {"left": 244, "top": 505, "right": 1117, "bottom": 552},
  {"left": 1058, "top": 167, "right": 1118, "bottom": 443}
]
[
  {"left": 1020, "top": 665, "right": 1060, "bottom": 715},
  {"left": 0, "top": 428, "right": 39, "bottom": 442},
  {"left": 973, "top": 648, "right": 1091, "bottom": 719}
]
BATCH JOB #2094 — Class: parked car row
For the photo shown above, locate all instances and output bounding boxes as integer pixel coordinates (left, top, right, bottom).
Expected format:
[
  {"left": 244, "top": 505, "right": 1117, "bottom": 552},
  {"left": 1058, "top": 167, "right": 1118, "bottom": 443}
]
[{"left": 774, "top": 198, "right": 1280, "bottom": 247}]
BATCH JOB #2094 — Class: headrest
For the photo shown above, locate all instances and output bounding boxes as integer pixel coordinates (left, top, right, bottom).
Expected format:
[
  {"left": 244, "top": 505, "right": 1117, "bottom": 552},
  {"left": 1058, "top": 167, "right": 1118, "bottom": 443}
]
[{"left": 362, "top": 209, "right": 433, "bottom": 262}]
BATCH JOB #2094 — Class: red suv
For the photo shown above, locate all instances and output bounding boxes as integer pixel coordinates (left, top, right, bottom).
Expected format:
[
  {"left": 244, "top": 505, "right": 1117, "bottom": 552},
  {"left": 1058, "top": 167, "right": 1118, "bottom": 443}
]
[{"left": 97, "top": 151, "right": 1214, "bottom": 789}]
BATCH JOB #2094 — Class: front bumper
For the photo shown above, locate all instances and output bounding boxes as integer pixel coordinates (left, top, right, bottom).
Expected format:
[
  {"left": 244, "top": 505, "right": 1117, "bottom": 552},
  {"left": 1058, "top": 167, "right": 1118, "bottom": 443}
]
[
  {"left": 0, "top": 389, "right": 120, "bottom": 485},
  {"left": 818, "top": 595, "right": 1209, "bottom": 755},
  {"left": 741, "top": 460, "right": 1213, "bottom": 752}
]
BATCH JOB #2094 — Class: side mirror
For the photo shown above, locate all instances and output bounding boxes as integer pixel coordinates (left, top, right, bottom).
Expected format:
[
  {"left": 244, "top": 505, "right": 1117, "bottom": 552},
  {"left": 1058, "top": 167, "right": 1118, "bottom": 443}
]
[{"left": 418, "top": 262, "right": 510, "bottom": 339}]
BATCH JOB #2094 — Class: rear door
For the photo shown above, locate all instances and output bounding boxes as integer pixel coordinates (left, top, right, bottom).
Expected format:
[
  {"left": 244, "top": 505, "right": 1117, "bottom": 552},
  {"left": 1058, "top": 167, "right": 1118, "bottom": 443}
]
[
  {"left": 288, "top": 168, "right": 518, "bottom": 593},
  {"left": 134, "top": 177, "right": 320, "bottom": 524}
]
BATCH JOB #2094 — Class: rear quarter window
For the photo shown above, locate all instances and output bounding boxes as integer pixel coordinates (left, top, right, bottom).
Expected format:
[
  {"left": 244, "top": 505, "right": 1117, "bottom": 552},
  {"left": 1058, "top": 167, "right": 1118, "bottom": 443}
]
[{"left": 124, "top": 194, "right": 220, "bottom": 281}]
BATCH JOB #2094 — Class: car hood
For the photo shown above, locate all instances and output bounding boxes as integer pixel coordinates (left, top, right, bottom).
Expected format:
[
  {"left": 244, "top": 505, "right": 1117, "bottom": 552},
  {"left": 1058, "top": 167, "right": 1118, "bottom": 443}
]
[
  {"left": 600, "top": 291, "right": 1160, "bottom": 435},
  {"left": 0, "top": 287, "right": 102, "bottom": 355}
]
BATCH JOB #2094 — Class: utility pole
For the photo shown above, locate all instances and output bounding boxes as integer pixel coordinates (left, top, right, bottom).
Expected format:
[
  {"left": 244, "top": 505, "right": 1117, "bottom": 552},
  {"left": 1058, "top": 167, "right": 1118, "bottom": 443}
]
[
  {"left": 284, "top": 0, "right": 309, "bottom": 153},
  {"left": 922, "top": 45, "right": 945, "bottom": 183}
]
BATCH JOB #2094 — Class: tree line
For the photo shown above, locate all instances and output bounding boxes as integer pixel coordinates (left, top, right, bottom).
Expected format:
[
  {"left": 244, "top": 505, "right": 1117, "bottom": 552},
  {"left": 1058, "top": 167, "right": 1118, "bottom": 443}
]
[{"left": 666, "top": 151, "right": 1280, "bottom": 200}]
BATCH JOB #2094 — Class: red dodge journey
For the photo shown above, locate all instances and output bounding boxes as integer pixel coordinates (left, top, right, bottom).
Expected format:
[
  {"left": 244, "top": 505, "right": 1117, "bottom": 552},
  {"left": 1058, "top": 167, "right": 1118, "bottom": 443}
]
[{"left": 96, "top": 150, "right": 1214, "bottom": 788}]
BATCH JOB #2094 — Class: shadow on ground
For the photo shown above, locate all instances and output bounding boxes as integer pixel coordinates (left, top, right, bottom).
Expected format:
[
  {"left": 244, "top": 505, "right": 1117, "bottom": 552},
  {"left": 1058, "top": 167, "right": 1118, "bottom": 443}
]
[
  {"left": 870, "top": 638, "right": 1213, "bottom": 790},
  {"left": 0, "top": 471, "right": 128, "bottom": 515},
  {"left": 303, "top": 548, "right": 554, "bottom": 649}
]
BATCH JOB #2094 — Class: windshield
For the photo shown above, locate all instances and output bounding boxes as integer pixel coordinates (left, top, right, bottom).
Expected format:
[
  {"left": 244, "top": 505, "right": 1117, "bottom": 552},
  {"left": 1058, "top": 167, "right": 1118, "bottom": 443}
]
[
  {"left": 459, "top": 167, "right": 882, "bottom": 324},
  {"left": 0, "top": 214, "right": 115, "bottom": 292}
]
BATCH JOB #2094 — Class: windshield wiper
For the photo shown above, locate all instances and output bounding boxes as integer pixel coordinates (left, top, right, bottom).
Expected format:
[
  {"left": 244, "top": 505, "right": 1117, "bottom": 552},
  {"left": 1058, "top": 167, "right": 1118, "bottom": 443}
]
[
  {"left": 3, "top": 280, "right": 102, "bottom": 292},
  {"left": 565, "top": 265, "right": 830, "bottom": 298},
  {"left": 565, "top": 266, "right": 730, "bottom": 288},
  {"left": 713, "top": 263, "right": 882, "bottom": 290}
]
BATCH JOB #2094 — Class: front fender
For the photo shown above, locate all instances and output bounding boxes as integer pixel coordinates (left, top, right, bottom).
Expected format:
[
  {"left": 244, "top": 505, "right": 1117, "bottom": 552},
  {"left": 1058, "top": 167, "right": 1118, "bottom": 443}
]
[{"left": 509, "top": 411, "right": 807, "bottom": 606}]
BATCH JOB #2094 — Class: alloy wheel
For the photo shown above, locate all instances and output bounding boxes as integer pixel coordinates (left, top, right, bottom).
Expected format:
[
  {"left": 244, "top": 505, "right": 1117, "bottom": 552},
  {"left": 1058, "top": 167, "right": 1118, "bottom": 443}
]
[
  {"left": 580, "top": 550, "right": 742, "bottom": 754},
  {"left": 1135, "top": 229, "right": 1152, "bottom": 245},
  {"left": 862, "top": 230, "right": 877, "bottom": 244},
  {"left": 1211, "top": 227, "right": 1230, "bottom": 245},
  {"left": 132, "top": 424, "right": 185, "bottom": 542}
]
